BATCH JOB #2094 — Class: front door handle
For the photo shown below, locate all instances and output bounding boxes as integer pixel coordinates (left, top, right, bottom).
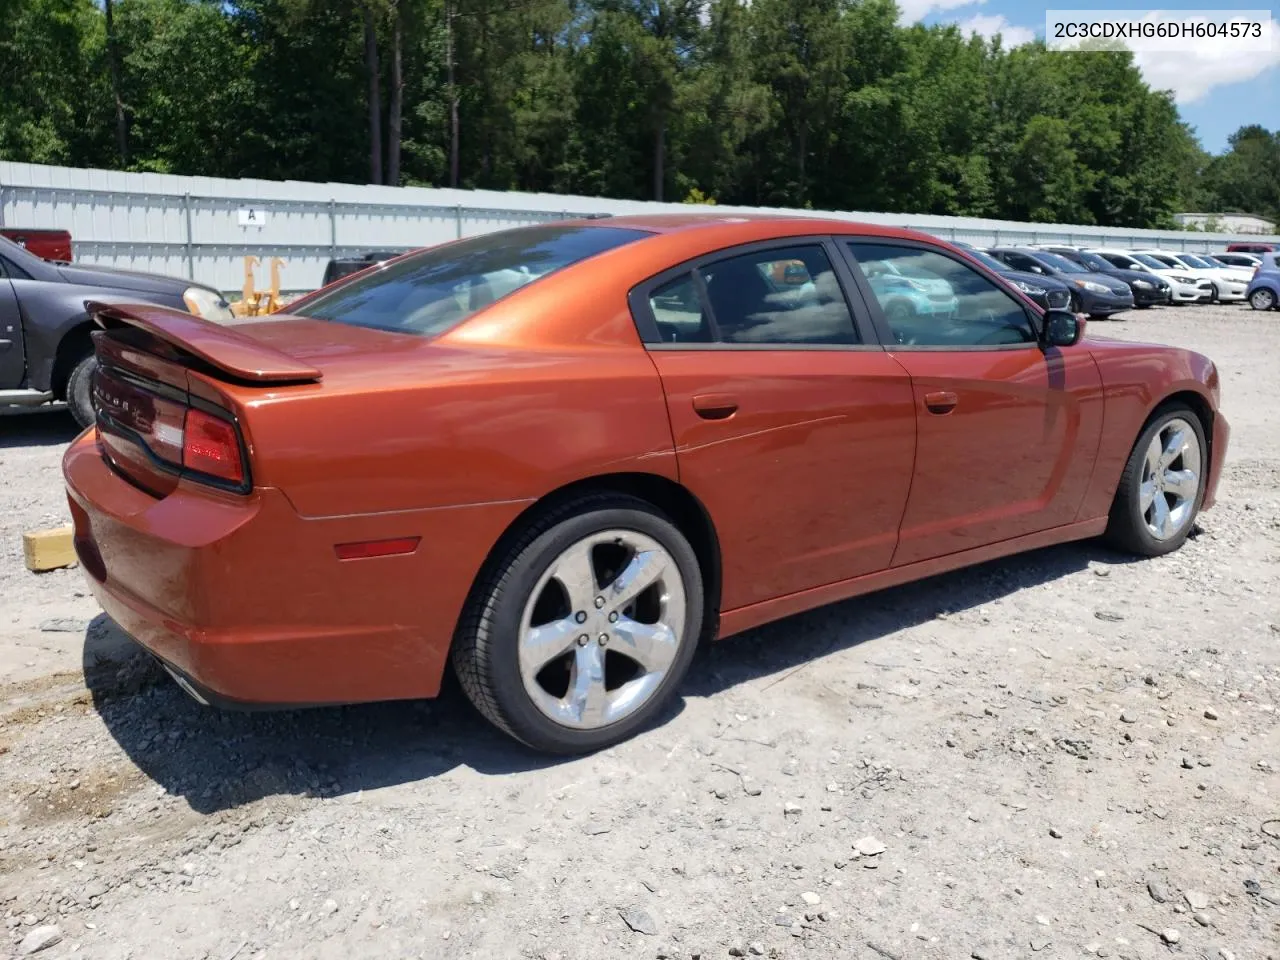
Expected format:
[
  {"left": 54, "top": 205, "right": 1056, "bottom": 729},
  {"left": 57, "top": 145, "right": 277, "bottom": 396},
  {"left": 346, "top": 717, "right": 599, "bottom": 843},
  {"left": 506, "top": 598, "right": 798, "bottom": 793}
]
[
  {"left": 692, "top": 393, "right": 738, "bottom": 420},
  {"left": 923, "top": 390, "right": 958, "bottom": 415}
]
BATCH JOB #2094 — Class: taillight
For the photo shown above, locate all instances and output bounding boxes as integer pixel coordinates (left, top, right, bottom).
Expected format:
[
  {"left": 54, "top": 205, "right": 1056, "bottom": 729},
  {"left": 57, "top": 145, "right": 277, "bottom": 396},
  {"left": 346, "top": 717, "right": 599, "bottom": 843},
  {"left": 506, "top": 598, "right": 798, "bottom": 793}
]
[{"left": 182, "top": 409, "right": 244, "bottom": 486}]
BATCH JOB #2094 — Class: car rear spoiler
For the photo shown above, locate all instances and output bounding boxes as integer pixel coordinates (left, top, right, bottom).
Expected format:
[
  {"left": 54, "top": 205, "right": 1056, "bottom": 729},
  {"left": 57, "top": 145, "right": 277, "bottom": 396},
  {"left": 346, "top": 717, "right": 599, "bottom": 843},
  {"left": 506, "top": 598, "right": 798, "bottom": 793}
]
[{"left": 87, "top": 301, "right": 322, "bottom": 384}]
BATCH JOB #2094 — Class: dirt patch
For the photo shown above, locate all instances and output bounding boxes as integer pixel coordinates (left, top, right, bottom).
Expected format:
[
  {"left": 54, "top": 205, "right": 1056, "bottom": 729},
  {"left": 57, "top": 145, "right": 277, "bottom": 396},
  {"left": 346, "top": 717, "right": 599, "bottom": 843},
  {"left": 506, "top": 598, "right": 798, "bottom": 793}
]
[{"left": 15, "top": 763, "right": 143, "bottom": 829}]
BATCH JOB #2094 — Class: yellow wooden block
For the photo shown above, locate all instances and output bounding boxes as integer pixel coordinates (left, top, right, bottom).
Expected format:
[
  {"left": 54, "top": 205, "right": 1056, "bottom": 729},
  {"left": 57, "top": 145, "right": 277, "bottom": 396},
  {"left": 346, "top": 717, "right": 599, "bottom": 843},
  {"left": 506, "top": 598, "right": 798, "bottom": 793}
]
[{"left": 23, "top": 525, "right": 76, "bottom": 573}]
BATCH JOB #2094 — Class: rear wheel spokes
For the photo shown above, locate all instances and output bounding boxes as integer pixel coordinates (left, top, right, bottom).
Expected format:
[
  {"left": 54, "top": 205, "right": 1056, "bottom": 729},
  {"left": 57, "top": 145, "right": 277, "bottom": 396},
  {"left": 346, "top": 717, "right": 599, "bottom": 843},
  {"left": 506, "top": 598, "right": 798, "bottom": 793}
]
[{"left": 518, "top": 530, "right": 687, "bottom": 730}]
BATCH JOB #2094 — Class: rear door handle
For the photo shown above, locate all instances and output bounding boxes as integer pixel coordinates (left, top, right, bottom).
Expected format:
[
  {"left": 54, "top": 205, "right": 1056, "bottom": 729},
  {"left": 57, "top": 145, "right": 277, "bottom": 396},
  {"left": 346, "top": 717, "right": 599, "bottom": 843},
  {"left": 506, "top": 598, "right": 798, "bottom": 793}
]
[
  {"left": 923, "top": 390, "right": 958, "bottom": 415},
  {"left": 692, "top": 393, "right": 738, "bottom": 420}
]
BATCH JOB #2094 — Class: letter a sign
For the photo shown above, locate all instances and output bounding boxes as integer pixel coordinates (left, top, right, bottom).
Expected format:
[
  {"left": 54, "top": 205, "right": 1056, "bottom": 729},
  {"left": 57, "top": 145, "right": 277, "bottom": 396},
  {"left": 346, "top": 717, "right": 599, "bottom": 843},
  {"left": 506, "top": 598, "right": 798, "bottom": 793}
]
[{"left": 237, "top": 208, "right": 268, "bottom": 228}]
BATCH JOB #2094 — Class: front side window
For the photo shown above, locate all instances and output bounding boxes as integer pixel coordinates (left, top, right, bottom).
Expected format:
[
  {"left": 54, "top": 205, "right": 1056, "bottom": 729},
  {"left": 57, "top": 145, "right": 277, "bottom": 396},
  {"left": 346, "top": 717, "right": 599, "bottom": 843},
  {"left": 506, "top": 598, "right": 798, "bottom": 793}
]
[
  {"left": 696, "top": 244, "right": 858, "bottom": 345},
  {"left": 292, "top": 224, "right": 651, "bottom": 337},
  {"left": 848, "top": 242, "right": 1037, "bottom": 347}
]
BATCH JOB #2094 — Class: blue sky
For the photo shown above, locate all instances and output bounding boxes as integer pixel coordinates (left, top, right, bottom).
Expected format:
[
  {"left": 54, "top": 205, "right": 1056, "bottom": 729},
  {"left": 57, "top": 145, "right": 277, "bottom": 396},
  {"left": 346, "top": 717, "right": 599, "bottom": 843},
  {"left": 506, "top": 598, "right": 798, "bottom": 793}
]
[{"left": 907, "top": 0, "right": 1280, "bottom": 154}]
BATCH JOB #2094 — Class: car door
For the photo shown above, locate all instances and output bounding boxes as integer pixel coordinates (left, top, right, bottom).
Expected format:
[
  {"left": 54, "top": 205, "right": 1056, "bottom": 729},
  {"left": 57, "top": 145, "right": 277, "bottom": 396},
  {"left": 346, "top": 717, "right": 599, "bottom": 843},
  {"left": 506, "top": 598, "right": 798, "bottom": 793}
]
[
  {"left": 629, "top": 238, "right": 917, "bottom": 611},
  {"left": 842, "top": 239, "right": 1104, "bottom": 567},
  {"left": 0, "top": 257, "right": 25, "bottom": 389}
]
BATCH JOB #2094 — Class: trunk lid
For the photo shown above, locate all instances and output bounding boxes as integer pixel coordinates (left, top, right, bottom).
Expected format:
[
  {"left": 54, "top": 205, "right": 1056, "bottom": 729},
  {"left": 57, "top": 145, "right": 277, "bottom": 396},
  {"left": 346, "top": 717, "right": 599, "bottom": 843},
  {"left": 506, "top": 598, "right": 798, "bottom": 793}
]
[{"left": 88, "top": 302, "right": 329, "bottom": 498}]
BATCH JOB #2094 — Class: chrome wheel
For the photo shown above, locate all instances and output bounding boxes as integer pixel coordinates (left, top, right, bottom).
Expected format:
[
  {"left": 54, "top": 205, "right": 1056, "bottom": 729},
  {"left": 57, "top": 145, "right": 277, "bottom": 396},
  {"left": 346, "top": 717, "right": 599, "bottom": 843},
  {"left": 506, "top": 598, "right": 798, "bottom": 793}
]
[
  {"left": 1251, "top": 288, "right": 1276, "bottom": 311},
  {"left": 1138, "top": 417, "right": 1202, "bottom": 541},
  {"left": 518, "top": 530, "right": 687, "bottom": 730}
]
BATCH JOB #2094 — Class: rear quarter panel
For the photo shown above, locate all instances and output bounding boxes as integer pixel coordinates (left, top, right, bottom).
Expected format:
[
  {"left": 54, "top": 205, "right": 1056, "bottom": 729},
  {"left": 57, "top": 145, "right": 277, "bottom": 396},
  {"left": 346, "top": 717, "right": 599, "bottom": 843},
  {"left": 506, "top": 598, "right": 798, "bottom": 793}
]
[
  {"left": 16, "top": 279, "right": 187, "bottom": 391},
  {"left": 220, "top": 343, "right": 678, "bottom": 519},
  {"left": 1076, "top": 338, "right": 1219, "bottom": 519}
]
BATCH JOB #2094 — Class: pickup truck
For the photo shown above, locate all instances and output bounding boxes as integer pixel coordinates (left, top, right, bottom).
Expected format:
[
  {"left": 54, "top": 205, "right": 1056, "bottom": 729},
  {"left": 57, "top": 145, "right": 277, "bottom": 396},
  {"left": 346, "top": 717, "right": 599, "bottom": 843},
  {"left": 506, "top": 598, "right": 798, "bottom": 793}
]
[
  {"left": 0, "top": 227, "right": 72, "bottom": 262},
  {"left": 0, "top": 235, "right": 232, "bottom": 427}
]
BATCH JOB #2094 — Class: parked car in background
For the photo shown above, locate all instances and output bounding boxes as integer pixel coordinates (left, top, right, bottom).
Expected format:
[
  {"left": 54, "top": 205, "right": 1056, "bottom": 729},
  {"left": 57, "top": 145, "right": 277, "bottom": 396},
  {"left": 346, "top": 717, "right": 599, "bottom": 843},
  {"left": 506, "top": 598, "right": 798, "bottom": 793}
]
[
  {"left": 1245, "top": 251, "right": 1280, "bottom": 310},
  {"left": 986, "top": 247, "right": 1133, "bottom": 319},
  {"left": 953, "top": 242, "right": 1074, "bottom": 311},
  {"left": 1032, "top": 245, "right": 1172, "bottom": 308},
  {"left": 320, "top": 249, "right": 410, "bottom": 287},
  {"left": 1087, "top": 249, "right": 1214, "bottom": 304},
  {"left": 857, "top": 255, "right": 960, "bottom": 319},
  {"left": 1211, "top": 252, "right": 1261, "bottom": 270},
  {"left": 0, "top": 227, "right": 72, "bottom": 262},
  {"left": 1134, "top": 250, "right": 1248, "bottom": 303},
  {"left": 1226, "top": 242, "right": 1274, "bottom": 254},
  {"left": 1177, "top": 251, "right": 1256, "bottom": 288},
  {"left": 0, "top": 234, "right": 232, "bottom": 427},
  {"left": 63, "top": 214, "right": 1229, "bottom": 753}
]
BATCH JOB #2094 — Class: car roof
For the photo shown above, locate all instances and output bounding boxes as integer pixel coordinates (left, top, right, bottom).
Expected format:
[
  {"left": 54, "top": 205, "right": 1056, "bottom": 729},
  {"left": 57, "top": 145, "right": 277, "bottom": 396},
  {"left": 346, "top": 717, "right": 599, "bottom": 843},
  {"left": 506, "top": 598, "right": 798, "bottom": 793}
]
[{"left": 561, "top": 212, "right": 940, "bottom": 245}]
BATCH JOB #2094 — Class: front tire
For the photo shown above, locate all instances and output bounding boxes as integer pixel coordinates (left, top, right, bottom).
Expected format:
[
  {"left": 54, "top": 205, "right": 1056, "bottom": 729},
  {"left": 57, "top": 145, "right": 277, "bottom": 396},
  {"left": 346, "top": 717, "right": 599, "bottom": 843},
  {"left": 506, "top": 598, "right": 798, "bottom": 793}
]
[
  {"left": 1105, "top": 405, "right": 1207, "bottom": 557},
  {"left": 65, "top": 354, "right": 97, "bottom": 429},
  {"left": 452, "top": 494, "right": 704, "bottom": 754}
]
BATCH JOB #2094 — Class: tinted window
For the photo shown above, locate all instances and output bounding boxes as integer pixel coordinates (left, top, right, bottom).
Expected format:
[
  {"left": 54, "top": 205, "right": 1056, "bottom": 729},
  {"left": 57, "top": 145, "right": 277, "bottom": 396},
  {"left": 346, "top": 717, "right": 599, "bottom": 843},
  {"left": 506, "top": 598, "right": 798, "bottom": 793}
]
[
  {"left": 849, "top": 242, "right": 1037, "bottom": 347},
  {"left": 1035, "top": 252, "right": 1085, "bottom": 274},
  {"left": 998, "top": 251, "right": 1043, "bottom": 273},
  {"left": 648, "top": 275, "right": 711, "bottom": 343},
  {"left": 698, "top": 245, "right": 857, "bottom": 345},
  {"left": 1077, "top": 251, "right": 1112, "bottom": 272},
  {"left": 965, "top": 248, "right": 1012, "bottom": 273},
  {"left": 0, "top": 255, "right": 29, "bottom": 280},
  {"left": 292, "top": 224, "right": 650, "bottom": 336}
]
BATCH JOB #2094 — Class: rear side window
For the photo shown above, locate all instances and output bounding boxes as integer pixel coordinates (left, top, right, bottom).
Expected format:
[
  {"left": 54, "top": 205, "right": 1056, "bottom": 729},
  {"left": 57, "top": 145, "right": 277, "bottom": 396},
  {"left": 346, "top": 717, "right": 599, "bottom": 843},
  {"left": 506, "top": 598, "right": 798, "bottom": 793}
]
[
  {"left": 648, "top": 275, "right": 712, "bottom": 343},
  {"left": 292, "top": 225, "right": 650, "bottom": 337},
  {"left": 698, "top": 245, "right": 858, "bottom": 345}
]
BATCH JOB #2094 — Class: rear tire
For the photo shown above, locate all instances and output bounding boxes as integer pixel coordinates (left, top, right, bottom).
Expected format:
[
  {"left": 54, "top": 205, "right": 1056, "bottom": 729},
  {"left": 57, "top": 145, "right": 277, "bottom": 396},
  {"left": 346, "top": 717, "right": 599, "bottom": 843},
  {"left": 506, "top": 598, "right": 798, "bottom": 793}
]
[
  {"left": 1250, "top": 288, "right": 1276, "bottom": 311},
  {"left": 1104, "top": 404, "right": 1207, "bottom": 557},
  {"left": 452, "top": 493, "right": 704, "bottom": 754},
  {"left": 65, "top": 354, "right": 97, "bottom": 429}
]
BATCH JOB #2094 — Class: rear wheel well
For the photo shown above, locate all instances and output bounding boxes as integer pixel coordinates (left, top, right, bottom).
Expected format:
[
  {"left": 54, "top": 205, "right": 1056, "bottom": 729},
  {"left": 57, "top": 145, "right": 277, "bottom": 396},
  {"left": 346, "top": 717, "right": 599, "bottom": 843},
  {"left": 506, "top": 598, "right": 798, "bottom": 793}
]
[
  {"left": 50, "top": 322, "right": 94, "bottom": 401},
  {"left": 461, "top": 473, "right": 722, "bottom": 646}
]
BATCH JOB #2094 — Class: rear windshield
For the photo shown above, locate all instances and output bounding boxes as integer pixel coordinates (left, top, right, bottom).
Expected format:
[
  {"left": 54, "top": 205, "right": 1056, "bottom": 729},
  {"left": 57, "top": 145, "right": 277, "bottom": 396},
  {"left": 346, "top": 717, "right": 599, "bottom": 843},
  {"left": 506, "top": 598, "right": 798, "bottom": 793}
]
[{"left": 292, "top": 224, "right": 650, "bottom": 336}]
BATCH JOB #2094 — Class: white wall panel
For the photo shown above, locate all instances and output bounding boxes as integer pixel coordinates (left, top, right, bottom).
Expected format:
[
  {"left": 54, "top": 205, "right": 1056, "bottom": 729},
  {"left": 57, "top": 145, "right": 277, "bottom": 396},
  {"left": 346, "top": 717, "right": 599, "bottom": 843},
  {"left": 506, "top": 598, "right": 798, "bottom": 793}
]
[{"left": 2, "top": 160, "right": 1275, "bottom": 294}]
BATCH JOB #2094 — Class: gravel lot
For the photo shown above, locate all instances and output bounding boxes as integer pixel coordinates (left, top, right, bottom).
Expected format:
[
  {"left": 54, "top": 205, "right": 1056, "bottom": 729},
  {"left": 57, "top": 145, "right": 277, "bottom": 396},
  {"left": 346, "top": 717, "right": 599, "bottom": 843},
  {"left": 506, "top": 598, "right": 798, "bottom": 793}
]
[{"left": 1, "top": 302, "right": 1277, "bottom": 960}]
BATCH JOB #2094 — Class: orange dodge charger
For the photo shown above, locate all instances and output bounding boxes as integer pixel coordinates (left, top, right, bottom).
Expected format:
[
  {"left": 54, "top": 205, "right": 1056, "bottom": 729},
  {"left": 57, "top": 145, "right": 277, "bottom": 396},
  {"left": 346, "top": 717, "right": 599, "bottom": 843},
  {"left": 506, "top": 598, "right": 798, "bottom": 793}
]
[{"left": 63, "top": 215, "right": 1228, "bottom": 753}]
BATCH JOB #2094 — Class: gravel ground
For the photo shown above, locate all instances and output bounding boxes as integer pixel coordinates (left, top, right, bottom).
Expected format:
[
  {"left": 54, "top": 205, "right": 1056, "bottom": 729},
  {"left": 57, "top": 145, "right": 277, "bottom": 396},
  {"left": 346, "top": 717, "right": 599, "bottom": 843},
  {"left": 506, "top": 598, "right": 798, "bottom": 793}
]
[{"left": 1, "top": 302, "right": 1277, "bottom": 960}]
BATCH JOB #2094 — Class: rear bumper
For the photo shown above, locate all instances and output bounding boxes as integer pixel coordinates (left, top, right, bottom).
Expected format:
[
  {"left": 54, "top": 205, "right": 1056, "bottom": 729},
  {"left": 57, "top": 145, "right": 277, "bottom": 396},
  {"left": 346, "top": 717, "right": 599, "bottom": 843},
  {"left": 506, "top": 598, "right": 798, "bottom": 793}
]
[{"left": 63, "top": 431, "right": 527, "bottom": 707}]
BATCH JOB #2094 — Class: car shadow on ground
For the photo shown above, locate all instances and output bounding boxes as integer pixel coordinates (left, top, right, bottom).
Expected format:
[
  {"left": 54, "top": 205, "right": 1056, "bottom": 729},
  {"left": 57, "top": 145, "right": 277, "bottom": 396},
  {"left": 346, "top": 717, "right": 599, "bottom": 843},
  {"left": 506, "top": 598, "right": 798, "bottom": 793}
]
[
  {"left": 0, "top": 407, "right": 80, "bottom": 448},
  {"left": 83, "top": 538, "right": 1146, "bottom": 815}
]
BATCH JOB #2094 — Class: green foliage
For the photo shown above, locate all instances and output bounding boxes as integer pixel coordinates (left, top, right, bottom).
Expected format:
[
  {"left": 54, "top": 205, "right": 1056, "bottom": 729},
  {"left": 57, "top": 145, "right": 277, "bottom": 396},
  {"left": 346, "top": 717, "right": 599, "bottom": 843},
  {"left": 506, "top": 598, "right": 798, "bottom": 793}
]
[{"left": 0, "top": 0, "right": 1270, "bottom": 229}]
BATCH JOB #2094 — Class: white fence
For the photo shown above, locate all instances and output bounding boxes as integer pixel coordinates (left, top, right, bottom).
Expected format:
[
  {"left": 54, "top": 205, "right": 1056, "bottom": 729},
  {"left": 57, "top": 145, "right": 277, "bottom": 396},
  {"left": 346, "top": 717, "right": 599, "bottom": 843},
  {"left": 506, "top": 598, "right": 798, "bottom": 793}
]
[{"left": 3, "top": 160, "right": 1276, "bottom": 294}]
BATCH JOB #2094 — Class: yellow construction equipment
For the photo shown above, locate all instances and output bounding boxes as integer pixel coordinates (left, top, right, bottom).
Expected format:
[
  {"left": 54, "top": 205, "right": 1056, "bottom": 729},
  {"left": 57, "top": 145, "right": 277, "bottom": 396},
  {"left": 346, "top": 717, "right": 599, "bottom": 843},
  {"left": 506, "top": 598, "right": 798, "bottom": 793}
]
[{"left": 231, "top": 255, "right": 286, "bottom": 316}]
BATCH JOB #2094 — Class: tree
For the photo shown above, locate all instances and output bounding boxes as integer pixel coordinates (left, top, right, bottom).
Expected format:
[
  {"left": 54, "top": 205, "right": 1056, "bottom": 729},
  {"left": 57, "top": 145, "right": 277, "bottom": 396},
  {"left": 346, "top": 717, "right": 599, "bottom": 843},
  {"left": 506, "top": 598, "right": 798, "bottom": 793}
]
[
  {"left": 0, "top": 0, "right": 1259, "bottom": 230},
  {"left": 103, "top": 0, "right": 129, "bottom": 163},
  {"left": 364, "top": 1, "right": 383, "bottom": 183}
]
